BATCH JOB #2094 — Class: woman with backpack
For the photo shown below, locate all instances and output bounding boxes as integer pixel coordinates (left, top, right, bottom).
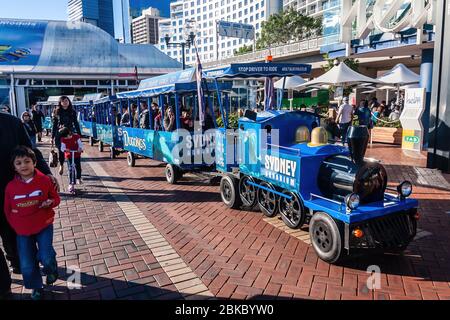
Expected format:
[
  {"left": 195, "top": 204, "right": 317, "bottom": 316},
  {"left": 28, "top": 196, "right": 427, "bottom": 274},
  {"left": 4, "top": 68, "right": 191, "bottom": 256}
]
[{"left": 51, "top": 96, "right": 81, "bottom": 175}]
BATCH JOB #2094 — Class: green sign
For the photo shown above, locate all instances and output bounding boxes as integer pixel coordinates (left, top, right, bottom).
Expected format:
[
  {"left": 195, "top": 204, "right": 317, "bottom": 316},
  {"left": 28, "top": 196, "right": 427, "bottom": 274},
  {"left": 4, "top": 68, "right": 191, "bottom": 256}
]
[{"left": 404, "top": 135, "right": 419, "bottom": 143}]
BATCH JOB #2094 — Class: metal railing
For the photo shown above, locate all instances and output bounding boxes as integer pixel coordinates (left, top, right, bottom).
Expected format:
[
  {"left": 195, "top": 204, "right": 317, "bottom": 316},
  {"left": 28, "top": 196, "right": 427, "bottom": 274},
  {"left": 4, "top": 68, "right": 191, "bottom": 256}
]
[{"left": 203, "top": 37, "right": 324, "bottom": 69}]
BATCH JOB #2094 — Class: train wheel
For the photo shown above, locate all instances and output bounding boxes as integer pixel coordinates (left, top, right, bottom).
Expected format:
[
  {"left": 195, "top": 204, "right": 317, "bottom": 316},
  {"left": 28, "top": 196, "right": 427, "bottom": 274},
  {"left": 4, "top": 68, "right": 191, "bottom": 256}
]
[
  {"left": 127, "top": 152, "right": 135, "bottom": 167},
  {"left": 239, "top": 176, "right": 257, "bottom": 208},
  {"left": 257, "top": 182, "right": 278, "bottom": 217},
  {"left": 165, "top": 164, "right": 179, "bottom": 184},
  {"left": 279, "top": 191, "right": 306, "bottom": 229},
  {"left": 98, "top": 141, "right": 104, "bottom": 152},
  {"left": 110, "top": 147, "right": 116, "bottom": 159},
  {"left": 309, "top": 212, "right": 343, "bottom": 264},
  {"left": 89, "top": 137, "right": 94, "bottom": 146},
  {"left": 220, "top": 175, "right": 241, "bottom": 209}
]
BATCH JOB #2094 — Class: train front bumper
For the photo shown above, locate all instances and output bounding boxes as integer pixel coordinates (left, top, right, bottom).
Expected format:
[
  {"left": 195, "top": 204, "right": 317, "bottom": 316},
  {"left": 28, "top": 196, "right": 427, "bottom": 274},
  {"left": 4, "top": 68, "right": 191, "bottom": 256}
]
[{"left": 344, "top": 208, "right": 418, "bottom": 251}]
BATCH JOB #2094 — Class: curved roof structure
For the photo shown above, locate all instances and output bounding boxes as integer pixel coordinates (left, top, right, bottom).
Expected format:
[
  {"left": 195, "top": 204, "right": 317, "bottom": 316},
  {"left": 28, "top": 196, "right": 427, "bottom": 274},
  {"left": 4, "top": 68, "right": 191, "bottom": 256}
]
[{"left": 0, "top": 19, "right": 181, "bottom": 75}]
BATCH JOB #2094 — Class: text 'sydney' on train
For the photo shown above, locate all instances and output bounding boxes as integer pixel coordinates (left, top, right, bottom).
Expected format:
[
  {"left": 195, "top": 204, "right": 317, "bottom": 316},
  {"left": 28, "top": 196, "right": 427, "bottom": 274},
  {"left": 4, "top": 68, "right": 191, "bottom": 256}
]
[{"left": 65, "top": 62, "right": 419, "bottom": 264}]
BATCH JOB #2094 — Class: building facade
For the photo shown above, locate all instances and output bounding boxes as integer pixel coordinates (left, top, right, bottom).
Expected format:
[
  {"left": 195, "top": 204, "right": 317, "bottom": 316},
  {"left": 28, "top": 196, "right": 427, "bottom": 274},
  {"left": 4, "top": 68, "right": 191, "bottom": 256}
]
[
  {"left": 158, "top": 0, "right": 282, "bottom": 65},
  {"left": 68, "top": 0, "right": 115, "bottom": 37},
  {"left": 0, "top": 19, "right": 181, "bottom": 116},
  {"left": 132, "top": 8, "right": 162, "bottom": 44}
]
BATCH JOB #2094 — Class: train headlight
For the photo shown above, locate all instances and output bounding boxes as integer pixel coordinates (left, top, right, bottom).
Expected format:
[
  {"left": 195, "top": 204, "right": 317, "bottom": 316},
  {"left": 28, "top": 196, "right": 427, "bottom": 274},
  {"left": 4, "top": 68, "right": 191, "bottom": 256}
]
[
  {"left": 397, "top": 181, "right": 412, "bottom": 198},
  {"left": 345, "top": 193, "right": 360, "bottom": 211}
]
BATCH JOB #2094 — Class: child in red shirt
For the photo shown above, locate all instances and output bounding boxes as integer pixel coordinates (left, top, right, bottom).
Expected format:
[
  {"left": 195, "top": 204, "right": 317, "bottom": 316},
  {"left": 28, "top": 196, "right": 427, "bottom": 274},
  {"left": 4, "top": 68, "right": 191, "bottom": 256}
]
[
  {"left": 59, "top": 127, "right": 83, "bottom": 191},
  {"left": 4, "top": 146, "right": 60, "bottom": 300}
]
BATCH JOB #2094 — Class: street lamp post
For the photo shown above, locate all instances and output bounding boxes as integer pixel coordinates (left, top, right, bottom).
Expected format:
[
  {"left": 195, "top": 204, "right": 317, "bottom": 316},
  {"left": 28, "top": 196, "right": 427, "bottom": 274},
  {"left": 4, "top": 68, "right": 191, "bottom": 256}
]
[{"left": 164, "top": 32, "right": 196, "bottom": 70}]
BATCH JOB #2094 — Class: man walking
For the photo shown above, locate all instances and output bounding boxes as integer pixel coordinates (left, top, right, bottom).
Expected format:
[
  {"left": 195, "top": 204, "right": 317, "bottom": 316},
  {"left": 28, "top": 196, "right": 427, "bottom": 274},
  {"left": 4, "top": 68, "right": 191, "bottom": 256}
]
[{"left": 336, "top": 96, "right": 354, "bottom": 145}]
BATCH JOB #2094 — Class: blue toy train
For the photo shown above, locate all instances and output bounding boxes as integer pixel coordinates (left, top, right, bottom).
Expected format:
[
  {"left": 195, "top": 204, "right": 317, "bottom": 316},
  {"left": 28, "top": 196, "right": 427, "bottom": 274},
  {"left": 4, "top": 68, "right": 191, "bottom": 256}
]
[
  {"left": 68, "top": 62, "right": 419, "bottom": 263},
  {"left": 215, "top": 109, "right": 419, "bottom": 263}
]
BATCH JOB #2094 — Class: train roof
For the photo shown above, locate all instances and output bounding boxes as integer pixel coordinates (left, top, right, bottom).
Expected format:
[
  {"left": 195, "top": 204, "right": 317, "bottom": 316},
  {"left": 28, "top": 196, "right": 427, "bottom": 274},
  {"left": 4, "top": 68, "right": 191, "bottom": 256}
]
[{"left": 203, "top": 63, "right": 312, "bottom": 79}]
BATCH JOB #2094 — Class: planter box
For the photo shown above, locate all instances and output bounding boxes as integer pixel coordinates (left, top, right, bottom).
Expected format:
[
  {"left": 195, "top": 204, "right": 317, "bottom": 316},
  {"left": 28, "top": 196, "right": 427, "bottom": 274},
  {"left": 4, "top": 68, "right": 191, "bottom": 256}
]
[{"left": 371, "top": 127, "right": 402, "bottom": 145}]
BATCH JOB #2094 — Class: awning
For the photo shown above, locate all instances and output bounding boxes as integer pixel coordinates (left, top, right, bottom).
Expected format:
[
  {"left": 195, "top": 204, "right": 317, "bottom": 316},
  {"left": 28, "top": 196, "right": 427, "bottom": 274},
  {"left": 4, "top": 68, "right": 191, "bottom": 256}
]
[
  {"left": 377, "top": 63, "right": 420, "bottom": 85},
  {"left": 203, "top": 63, "right": 312, "bottom": 79},
  {"left": 116, "top": 81, "right": 233, "bottom": 99}
]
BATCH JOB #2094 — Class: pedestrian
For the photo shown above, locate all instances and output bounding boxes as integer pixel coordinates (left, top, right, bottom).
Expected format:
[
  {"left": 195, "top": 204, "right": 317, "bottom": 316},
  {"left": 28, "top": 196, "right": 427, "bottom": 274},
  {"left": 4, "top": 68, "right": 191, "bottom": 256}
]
[
  {"left": 51, "top": 96, "right": 81, "bottom": 176},
  {"left": 31, "top": 103, "right": 45, "bottom": 142},
  {"left": 4, "top": 146, "right": 60, "bottom": 300},
  {"left": 389, "top": 105, "right": 401, "bottom": 121},
  {"left": 355, "top": 100, "right": 373, "bottom": 127},
  {"left": 372, "top": 106, "right": 381, "bottom": 125},
  {"left": 21, "top": 111, "right": 38, "bottom": 148},
  {"left": 0, "top": 112, "right": 57, "bottom": 300},
  {"left": 59, "top": 127, "right": 84, "bottom": 191},
  {"left": 336, "top": 96, "right": 354, "bottom": 145}
]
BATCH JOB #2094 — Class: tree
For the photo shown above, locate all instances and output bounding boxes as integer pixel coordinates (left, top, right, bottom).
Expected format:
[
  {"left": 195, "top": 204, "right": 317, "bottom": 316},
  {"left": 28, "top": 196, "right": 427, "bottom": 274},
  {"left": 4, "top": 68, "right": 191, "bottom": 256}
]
[
  {"left": 234, "top": 44, "right": 253, "bottom": 56},
  {"left": 256, "top": 7, "right": 322, "bottom": 49}
]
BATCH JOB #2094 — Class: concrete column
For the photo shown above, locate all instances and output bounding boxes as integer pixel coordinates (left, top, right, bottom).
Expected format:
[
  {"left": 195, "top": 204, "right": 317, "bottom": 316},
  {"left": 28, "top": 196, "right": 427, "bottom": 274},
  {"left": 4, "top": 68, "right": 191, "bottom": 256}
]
[
  {"left": 427, "top": 0, "right": 450, "bottom": 173},
  {"left": 420, "top": 48, "right": 434, "bottom": 148}
]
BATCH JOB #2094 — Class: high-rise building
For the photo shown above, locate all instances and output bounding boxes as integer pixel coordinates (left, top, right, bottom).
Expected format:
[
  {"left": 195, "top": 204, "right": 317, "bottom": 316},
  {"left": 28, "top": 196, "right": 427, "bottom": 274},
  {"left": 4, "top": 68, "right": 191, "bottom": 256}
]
[
  {"left": 115, "top": 0, "right": 171, "bottom": 44},
  {"left": 68, "top": 0, "right": 115, "bottom": 37},
  {"left": 129, "top": 0, "right": 172, "bottom": 18},
  {"left": 158, "top": 0, "right": 282, "bottom": 65},
  {"left": 132, "top": 8, "right": 162, "bottom": 44}
]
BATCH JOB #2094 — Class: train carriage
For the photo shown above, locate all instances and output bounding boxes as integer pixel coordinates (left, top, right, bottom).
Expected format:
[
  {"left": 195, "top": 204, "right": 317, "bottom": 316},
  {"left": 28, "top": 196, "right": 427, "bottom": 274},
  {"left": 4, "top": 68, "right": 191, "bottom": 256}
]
[
  {"left": 92, "top": 95, "right": 124, "bottom": 159},
  {"left": 116, "top": 68, "right": 232, "bottom": 183},
  {"left": 73, "top": 93, "right": 102, "bottom": 146}
]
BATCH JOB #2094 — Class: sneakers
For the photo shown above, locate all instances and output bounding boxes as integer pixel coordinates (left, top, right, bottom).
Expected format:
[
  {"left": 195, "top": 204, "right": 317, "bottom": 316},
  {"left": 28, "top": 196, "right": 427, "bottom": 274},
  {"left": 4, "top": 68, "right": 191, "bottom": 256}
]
[
  {"left": 68, "top": 184, "right": 75, "bottom": 193},
  {"left": 46, "top": 272, "right": 58, "bottom": 286},
  {"left": 58, "top": 165, "right": 64, "bottom": 175},
  {"left": 31, "top": 288, "right": 43, "bottom": 300},
  {"left": 77, "top": 178, "right": 83, "bottom": 185}
]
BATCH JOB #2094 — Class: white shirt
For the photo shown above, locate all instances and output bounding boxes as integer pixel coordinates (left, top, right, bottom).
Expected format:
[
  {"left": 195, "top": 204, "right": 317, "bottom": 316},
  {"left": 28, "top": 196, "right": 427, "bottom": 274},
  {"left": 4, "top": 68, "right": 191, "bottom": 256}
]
[{"left": 338, "top": 103, "right": 353, "bottom": 124}]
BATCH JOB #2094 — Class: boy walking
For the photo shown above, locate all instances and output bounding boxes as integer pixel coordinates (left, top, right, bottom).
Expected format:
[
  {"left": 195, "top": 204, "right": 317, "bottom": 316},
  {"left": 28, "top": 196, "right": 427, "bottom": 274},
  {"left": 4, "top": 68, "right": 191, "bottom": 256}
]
[{"left": 4, "top": 146, "right": 60, "bottom": 300}]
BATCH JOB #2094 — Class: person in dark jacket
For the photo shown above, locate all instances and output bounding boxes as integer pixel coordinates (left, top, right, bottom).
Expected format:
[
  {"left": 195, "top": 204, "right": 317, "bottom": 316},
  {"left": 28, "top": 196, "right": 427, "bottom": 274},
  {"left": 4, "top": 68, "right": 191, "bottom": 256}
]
[
  {"left": 21, "top": 111, "right": 38, "bottom": 148},
  {"left": 31, "top": 103, "right": 44, "bottom": 142},
  {"left": 51, "top": 96, "right": 81, "bottom": 175},
  {"left": 0, "top": 112, "right": 58, "bottom": 300}
]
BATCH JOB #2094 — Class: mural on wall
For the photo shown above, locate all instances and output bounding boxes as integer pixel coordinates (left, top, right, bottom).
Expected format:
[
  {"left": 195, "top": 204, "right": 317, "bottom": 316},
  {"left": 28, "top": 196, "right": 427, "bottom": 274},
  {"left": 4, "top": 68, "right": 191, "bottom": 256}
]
[{"left": 0, "top": 20, "right": 48, "bottom": 70}]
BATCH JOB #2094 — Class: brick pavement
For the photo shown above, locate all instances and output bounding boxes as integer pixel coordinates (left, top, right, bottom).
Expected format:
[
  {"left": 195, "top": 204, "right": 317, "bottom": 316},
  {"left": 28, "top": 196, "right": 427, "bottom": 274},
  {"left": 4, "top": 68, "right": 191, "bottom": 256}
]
[
  {"left": 3, "top": 138, "right": 211, "bottom": 300},
  {"left": 80, "top": 141, "right": 450, "bottom": 300},
  {"left": 2, "top": 138, "right": 450, "bottom": 300}
]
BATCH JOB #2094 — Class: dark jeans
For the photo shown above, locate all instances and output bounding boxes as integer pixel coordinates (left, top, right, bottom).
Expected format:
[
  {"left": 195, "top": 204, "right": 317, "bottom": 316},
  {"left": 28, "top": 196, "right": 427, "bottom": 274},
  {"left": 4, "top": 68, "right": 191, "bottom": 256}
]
[
  {"left": 16, "top": 225, "right": 57, "bottom": 290},
  {"left": 66, "top": 157, "right": 82, "bottom": 184},
  {"left": 0, "top": 248, "right": 11, "bottom": 295},
  {"left": 55, "top": 135, "right": 65, "bottom": 166},
  {"left": 0, "top": 214, "right": 20, "bottom": 269},
  {"left": 339, "top": 122, "right": 351, "bottom": 145}
]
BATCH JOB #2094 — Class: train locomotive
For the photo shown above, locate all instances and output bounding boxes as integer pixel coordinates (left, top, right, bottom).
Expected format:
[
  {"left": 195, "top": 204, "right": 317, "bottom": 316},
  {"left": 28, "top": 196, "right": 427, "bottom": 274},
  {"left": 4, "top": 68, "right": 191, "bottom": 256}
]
[{"left": 216, "top": 110, "right": 419, "bottom": 263}]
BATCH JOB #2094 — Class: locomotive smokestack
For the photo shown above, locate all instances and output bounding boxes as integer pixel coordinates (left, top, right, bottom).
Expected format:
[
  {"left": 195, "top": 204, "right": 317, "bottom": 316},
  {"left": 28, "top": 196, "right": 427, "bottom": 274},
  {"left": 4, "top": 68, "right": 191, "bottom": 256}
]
[{"left": 347, "top": 126, "right": 369, "bottom": 165}]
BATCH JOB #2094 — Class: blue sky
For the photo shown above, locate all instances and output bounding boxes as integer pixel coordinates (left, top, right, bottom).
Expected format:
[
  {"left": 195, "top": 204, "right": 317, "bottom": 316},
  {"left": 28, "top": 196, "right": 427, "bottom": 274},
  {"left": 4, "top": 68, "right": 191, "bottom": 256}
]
[{"left": 0, "top": 0, "right": 68, "bottom": 20}]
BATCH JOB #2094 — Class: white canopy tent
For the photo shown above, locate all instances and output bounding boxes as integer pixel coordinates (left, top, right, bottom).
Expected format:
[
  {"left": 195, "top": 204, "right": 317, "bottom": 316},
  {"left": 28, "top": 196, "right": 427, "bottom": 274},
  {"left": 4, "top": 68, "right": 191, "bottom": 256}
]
[
  {"left": 274, "top": 76, "right": 306, "bottom": 89},
  {"left": 377, "top": 63, "right": 420, "bottom": 85},
  {"left": 296, "top": 62, "right": 384, "bottom": 90},
  {"left": 377, "top": 63, "right": 420, "bottom": 103}
]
